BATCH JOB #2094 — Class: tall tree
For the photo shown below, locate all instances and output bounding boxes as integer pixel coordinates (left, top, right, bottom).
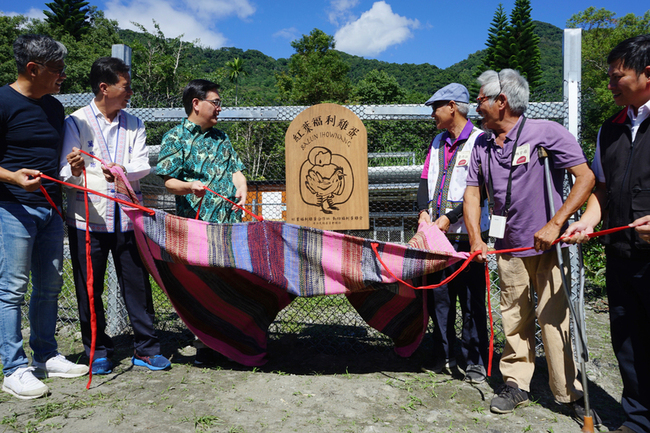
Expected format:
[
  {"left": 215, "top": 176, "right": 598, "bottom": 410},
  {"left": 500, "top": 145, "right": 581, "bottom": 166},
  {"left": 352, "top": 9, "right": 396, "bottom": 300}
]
[
  {"left": 44, "top": 0, "right": 90, "bottom": 40},
  {"left": 505, "top": 0, "right": 542, "bottom": 88},
  {"left": 276, "top": 28, "right": 351, "bottom": 105},
  {"left": 483, "top": 4, "right": 509, "bottom": 71},
  {"left": 129, "top": 21, "right": 195, "bottom": 107},
  {"left": 225, "top": 57, "right": 248, "bottom": 106},
  {"left": 479, "top": 0, "right": 542, "bottom": 90},
  {"left": 568, "top": 8, "right": 650, "bottom": 155}
]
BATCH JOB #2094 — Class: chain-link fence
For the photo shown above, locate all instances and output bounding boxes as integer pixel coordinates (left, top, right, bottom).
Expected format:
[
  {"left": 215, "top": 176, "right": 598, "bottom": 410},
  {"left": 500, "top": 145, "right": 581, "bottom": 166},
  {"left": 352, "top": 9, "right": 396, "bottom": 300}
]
[{"left": 22, "top": 92, "right": 584, "bottom": 360}]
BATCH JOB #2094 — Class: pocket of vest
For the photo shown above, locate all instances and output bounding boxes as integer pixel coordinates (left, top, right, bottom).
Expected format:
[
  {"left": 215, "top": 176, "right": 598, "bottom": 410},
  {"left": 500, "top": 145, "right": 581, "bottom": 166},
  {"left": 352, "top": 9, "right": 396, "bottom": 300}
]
[{"left": 631, "top": 188, "right": 650, "bottom": 249}]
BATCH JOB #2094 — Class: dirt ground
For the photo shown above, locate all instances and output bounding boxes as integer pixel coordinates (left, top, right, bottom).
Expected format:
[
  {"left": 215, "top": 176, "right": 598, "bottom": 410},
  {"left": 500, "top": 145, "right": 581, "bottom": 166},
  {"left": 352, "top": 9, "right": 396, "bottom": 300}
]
[{"left": 1, "top": 301, "right": 624, "bottom": 433}]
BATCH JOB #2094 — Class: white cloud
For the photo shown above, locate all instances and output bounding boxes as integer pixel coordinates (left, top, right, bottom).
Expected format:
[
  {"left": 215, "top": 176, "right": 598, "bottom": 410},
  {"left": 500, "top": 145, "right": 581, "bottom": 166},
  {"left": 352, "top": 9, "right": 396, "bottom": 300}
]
[
  {"left": 104, "top": 0, "right": 255, "bottom": 49},
  {"left": 1, "top": 8, "right": 46, "bottom": 20},
  {"left": 273, "top": 27, "right": 299, "bottom": 40},
  {"left": 334, "top": 1, "right": 419, "bottom": 57},
  {"left": 328, "top": 0, "right": 359, "bottom": 25}
]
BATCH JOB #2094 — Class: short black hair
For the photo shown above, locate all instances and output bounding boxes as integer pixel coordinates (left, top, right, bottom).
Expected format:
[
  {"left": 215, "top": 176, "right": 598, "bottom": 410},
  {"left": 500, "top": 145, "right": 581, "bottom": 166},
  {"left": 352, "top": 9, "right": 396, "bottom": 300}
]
[
  {"left": 182, "top": 79, "right": 220, "bottom": 116},
  {"left": 90, "top": 57, "right": 130, "bottom": 95},
  {"left": 13, "top": 34, "right": 67, "bottom": 74},
  {"left": 607, "top": 34, "right": 650, "bottom": 75}
]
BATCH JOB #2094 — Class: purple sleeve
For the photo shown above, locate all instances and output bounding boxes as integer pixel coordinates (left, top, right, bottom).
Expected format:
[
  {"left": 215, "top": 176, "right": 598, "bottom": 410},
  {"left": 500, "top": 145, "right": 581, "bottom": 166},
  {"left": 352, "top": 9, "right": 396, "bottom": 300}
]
[
  {"left": 542, "top": 121, "right": 588, "bottom": 169},
  {"left": 591, "top": 128, "right": 605, "bottom": 183},
  {"left": 421, "top": 143, "right": 432, "bottom": 179},
  {"left": 465, "top": 136, "right": 486, "bottom": 187}
]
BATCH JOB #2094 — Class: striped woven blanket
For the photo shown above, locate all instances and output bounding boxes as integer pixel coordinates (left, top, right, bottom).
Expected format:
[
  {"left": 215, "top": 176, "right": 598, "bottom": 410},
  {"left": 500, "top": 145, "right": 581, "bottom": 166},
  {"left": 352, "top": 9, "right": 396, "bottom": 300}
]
[{"left": 115, "top": 173, "right": 468, "bottom": 366}]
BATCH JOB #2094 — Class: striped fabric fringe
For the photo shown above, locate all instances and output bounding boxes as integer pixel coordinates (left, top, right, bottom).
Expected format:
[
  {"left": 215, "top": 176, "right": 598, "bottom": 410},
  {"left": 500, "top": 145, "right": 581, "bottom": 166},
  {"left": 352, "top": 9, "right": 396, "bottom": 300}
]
[{"left": 114, "top": 172, "right": 468, "bottom": 366}]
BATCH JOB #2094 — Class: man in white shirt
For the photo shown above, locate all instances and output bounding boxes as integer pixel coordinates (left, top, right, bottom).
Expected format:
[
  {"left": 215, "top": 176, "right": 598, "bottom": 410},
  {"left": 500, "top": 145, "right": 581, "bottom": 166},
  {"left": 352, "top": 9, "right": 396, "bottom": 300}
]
[{"left": 60, "top": 57, "right": 170, "bottom": 374}]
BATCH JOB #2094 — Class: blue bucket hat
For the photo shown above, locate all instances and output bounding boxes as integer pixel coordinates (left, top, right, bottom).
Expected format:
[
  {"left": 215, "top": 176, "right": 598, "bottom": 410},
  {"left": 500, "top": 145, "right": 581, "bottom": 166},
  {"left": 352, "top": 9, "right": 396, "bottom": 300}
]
[{"left": 425, "top": 83, "right": 470, "bottom": 106}]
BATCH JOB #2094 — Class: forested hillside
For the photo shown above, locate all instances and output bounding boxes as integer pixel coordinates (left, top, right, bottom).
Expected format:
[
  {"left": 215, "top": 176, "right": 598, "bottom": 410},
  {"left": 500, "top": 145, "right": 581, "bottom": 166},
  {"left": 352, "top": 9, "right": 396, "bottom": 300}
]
[{"left": 118, "top": 20, "right": 564, "bottom": 105}]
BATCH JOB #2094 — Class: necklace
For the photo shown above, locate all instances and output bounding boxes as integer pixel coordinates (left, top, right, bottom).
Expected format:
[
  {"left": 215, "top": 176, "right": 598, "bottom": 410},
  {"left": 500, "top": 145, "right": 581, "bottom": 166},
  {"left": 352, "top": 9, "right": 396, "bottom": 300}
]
[
  {"left": 13, "top": 81, "right": 26, "bottom": 95},
  {"left": 12, "top": 81, "right": 37, "bottom": 100}
]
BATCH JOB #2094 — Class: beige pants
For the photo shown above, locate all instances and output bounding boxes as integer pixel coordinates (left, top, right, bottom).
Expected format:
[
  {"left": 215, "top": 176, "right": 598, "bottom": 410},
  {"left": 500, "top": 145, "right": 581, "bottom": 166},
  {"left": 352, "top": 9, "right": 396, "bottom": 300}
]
[{"left": 497, "top": 251, "right": 582, "bottom": 403}]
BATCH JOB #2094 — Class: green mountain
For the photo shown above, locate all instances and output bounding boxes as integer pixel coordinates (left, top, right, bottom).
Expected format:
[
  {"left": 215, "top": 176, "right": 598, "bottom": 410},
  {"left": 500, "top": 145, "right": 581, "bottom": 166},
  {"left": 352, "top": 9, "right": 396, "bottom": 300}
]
[{"left": 118, "top": 20, "right": 563, "bottom": 105}]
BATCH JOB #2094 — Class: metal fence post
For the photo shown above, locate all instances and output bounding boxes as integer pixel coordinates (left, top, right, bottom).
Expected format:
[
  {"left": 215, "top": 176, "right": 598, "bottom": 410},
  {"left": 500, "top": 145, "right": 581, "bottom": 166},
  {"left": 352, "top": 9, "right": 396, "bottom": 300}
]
[
  {"left": 111, "top": 44, "right": 132, "bottom": 74},
  {"left": 105, "top": 253, "right": 129, "bottom": 336}
]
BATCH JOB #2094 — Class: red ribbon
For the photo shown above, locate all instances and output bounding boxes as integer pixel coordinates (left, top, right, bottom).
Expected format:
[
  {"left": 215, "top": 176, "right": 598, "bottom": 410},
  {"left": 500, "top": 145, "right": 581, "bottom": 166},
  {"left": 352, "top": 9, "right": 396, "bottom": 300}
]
[
  {"left": 195, "top": 185, "right": 264, "bottom": 222},
  {"left": 82, "top": 167, "right": 97, "bottom": 389},
  {"left": 39, "top": 174, "right": 155, "bottom": 216},
  {"left": 370, "top": 224, "right": 631, "bottom": 377},
  {"left": 75, "top": 148, "right": 263, "bottom": 222}
]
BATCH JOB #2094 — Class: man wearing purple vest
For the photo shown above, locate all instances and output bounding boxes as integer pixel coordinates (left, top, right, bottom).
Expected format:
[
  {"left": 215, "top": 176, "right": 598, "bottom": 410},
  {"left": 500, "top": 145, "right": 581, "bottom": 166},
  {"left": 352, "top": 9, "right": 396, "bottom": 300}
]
[{"left": 417, "top": 83, "right": 489, "bottom": 384}]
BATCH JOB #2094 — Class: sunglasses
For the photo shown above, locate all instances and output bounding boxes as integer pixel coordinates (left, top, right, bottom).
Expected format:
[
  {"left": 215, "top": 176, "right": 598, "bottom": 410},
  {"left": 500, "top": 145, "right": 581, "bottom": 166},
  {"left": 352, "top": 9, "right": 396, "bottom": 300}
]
[{"left": 34, "top": 62, "right": 67, "bottom": 76}]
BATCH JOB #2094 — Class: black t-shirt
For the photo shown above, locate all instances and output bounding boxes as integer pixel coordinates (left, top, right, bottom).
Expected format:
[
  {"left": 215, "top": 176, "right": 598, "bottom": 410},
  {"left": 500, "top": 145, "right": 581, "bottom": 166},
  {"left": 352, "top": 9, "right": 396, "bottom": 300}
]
[{"left": 0, "top": 84, "right": 64, "bottom": 207}]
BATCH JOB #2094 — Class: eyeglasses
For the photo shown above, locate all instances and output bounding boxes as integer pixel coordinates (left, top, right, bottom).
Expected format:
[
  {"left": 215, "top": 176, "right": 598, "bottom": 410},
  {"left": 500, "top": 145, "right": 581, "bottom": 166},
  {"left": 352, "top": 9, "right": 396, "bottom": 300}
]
[
  {"left": 476, "top": 72, "right": 503, "bottom": 106},
  {"left": 203, "top": 99, "right": 222, "bottom": 108},
  {"left": 112, "top": 84, "right": 133, "bottom": 92},
  {"left": 33, "top": 62, "right": 67, "bottom": 76}
]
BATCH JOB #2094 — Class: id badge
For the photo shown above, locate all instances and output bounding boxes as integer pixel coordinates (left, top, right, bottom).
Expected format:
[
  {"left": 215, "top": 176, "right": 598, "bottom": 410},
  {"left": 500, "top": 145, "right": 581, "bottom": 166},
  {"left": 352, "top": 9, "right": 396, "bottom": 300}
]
[
  {"left": 456, "top": 150, "right": 471, "bottom": 167},
  {"left": 489, "top": 215, "right": 507, "bottom": 239},
  {"left": 513, "top": 143, "right": 530, "bottom": 166}
]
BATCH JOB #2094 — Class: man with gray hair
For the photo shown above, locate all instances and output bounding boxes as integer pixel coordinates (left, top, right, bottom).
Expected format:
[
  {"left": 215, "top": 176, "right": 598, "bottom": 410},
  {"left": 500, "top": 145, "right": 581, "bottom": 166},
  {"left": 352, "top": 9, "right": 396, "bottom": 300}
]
[
  {"left": 463, "top": 69, "right": 598, "bottom": 423},
  {"left": 0, "top": 34, "right": 89, "bottom": 400},
  {"left": 417, "top": 83, "right": 489, "bottom": 384}
]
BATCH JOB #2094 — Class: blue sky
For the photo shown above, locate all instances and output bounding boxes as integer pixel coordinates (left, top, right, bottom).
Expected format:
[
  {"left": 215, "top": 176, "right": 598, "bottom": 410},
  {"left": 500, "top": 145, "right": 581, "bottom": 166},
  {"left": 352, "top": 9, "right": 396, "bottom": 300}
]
[{"left": 1, "top": 0, "right": 647, "bottom": 69}]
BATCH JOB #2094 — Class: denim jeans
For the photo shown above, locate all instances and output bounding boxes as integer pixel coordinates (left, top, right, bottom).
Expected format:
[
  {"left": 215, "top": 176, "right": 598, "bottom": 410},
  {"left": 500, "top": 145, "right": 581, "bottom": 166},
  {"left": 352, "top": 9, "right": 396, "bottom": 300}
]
[{"left": 0, "top": 202, "right": 63, "bottom": 376}]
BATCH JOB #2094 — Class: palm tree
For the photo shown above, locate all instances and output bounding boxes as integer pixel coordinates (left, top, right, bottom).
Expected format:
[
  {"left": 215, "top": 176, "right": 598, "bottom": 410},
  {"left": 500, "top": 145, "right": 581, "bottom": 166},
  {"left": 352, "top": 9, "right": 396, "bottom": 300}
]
[{"left": 225, "top": 57, "right": 248, "bottom": 106}]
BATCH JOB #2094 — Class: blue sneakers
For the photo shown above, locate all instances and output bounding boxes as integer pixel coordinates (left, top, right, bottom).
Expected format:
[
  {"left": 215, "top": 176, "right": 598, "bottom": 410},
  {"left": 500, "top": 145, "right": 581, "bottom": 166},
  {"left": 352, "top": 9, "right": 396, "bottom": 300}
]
[
  {"left": 132, "top": 354, "right": 171, "bottom": 371},
  {"left": 91, "top": 358, "right": 113, "bottom": 375}
]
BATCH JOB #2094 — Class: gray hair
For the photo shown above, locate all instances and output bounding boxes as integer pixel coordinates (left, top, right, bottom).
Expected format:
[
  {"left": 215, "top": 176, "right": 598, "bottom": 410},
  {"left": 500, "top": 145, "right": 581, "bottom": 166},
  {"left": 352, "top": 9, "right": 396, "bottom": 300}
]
[
  {"left": 13, "top": 34, "right": 67, "bottom": 74},
  {"left": 477, "top": 68, "right": 529, "bottom": 116},
  {"left": 455, "top": 101, "right": 469, "bottom": 117}
]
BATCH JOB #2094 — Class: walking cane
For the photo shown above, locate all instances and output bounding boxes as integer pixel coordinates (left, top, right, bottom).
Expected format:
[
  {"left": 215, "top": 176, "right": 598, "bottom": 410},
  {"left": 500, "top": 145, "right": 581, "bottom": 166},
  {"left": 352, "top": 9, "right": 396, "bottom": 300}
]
[{"left": 538, "top": 147, "right": 594, "bottom": 433}]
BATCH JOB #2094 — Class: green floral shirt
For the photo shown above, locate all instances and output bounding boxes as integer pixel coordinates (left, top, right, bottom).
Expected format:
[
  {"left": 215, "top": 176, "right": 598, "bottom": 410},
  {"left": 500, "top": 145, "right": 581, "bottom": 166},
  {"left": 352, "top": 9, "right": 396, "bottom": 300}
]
[{"left": 156, "top": 119, "right": 245, "bottom": 223}]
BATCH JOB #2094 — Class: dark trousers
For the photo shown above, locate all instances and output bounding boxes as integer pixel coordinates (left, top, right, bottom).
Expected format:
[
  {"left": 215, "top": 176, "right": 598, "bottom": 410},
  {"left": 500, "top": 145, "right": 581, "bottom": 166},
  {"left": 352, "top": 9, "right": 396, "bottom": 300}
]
[
  {"left": 69, "top": 227, "right": 160, "bottom": 359},
  {"left": 426, "top": 241, "right": 488, "bottom": 367},
  {"left": 607, "top": 255, "right": 650, "bottom": 433}
]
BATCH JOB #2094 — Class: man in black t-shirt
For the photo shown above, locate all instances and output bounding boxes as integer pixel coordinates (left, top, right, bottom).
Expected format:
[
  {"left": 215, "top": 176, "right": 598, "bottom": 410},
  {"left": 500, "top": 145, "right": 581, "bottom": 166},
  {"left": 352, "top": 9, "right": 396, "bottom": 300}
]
[{"left": 0, "top": 34, "right": 88, "bottom": 400}]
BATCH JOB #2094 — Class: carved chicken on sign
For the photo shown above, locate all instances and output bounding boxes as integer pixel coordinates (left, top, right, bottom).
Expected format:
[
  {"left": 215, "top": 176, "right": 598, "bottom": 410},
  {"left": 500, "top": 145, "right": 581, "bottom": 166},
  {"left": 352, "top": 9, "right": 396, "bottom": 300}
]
[{"left": 305, "top": 148, "right": 346, "bottom": 214}]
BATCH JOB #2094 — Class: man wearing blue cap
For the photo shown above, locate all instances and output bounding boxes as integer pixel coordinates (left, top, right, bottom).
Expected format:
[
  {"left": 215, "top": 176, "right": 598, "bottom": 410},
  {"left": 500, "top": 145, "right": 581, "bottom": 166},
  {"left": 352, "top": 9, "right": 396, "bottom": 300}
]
[{"left": 417, "top": 83, "right": 489, "bottom": 383}]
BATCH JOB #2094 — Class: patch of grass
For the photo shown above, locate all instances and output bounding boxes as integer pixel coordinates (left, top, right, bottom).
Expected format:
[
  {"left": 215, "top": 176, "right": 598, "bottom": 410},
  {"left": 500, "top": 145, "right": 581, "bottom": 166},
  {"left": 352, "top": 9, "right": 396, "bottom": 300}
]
[
  {"left": 180, "top": 412, "right": 223, "bottom": 431},
  {"left": 35, "top": 402, "right": 65, "bottom": 422},
  {"left": 1, "top": 413, "right": 19, "bottom": 429},
  {"left": 401, "top": 394, "right": 424, "bottom": 412}
]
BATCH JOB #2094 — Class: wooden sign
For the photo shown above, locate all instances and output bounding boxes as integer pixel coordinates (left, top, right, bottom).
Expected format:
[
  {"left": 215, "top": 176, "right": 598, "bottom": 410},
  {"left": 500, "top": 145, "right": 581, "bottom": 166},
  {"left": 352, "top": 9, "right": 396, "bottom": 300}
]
[{"left": 285, "top": 103, "right": 369, "bottom": 230}]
